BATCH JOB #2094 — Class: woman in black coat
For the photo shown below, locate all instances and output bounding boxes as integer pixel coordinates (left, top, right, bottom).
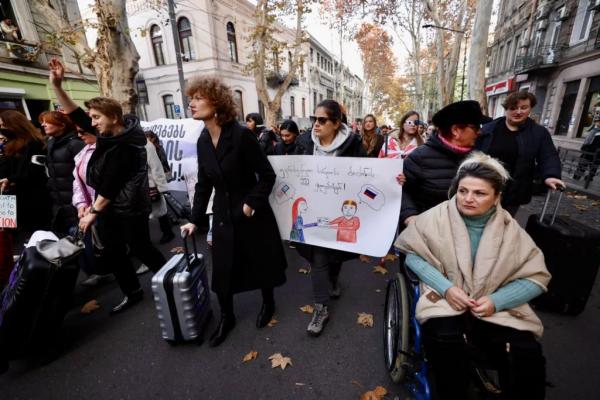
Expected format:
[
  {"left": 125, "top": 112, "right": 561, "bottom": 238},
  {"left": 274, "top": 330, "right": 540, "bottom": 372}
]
[
  {"left": 0, "top": 111, "right": 52, "bottom": 241},
  {"left": 39, "top": 111, "right": 84, "bottom": 235},
  {"left": 181, "top": 77, "right": 287, "bottom": 347},
  {"left": 293, "top": 100, "right": 367, "bottom": 337}
]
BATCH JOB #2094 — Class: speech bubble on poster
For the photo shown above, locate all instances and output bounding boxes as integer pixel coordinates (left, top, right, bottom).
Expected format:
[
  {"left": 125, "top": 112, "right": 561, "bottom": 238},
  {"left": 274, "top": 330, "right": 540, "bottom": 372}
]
[{"left": 357, "top": 184, "right": 386, "bottom": 210}]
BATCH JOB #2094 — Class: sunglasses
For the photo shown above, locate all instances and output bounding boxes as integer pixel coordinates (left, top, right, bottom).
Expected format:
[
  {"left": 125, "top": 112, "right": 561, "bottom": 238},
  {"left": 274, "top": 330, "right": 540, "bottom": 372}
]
[
  {"left": 405, "top": 120, "right": 422, "bottom": 126},
  {"left": 310, "top": 116, "right": 332, "bottom": 125}
]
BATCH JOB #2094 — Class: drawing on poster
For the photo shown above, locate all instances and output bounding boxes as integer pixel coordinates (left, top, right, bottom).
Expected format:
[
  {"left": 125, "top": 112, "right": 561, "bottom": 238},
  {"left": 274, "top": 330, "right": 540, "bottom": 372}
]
[
  {"left": 268, "top": 155, "right": 403, "bottom": 257},
  {"left": 317, "top": 199, "right": 361, "bottom": 243}
]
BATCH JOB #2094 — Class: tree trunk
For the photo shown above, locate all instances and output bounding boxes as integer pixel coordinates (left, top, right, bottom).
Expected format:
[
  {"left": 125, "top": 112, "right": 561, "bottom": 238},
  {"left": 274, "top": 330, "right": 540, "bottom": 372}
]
[
  {"left": 467, "top": 0, "right": 493, "bottom": 113},
  {"left": 252, "top": 0, "right": 305, "bottom": 128},
  {"left": 94, "top": 0, "right": 140, "bottom": 114},
  {"left": 31, "top": 0, "right": 140, "bottom": 114}
]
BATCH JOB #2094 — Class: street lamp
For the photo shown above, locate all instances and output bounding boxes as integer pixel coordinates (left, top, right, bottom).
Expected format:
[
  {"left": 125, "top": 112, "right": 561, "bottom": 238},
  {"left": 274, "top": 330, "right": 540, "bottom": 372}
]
[{"left": 422, "top": 24, "right": 468, "bottom": 101}]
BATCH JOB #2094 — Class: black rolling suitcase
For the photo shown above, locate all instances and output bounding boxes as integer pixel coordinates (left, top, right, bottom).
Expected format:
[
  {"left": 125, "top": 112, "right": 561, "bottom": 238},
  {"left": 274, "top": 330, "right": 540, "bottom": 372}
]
[
  {"left": 0, "top": 232, "right": 83, "bottom": 370},
  {"left": 526, "top": 190, "right": 600, "bottom": 315}
]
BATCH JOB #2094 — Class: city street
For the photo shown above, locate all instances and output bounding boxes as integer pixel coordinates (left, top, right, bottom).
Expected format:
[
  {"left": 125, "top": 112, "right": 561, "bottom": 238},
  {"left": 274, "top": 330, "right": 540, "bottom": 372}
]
[{"left": 1, "top": 192, "right": 599, "bottom": 400}]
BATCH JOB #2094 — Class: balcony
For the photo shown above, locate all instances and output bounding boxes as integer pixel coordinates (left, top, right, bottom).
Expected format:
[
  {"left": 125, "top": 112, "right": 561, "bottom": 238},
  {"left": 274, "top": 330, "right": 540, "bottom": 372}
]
[
  {"left": 514, "top": 45, "right": 562, "bottom": 72},
  {"left": 0, "top": 39, "right": 41, "bottom": 64}
]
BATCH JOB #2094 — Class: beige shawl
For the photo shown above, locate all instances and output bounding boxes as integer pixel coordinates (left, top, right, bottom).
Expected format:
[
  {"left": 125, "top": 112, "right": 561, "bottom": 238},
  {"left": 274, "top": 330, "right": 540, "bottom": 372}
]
[{"left": 395, "top": 197, "right": 551, "bottom": 337}]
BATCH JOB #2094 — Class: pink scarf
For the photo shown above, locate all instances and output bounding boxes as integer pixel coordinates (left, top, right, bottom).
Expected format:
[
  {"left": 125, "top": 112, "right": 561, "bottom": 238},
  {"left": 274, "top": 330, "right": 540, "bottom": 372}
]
[{"left": 438, "top": 134, "right": 472, "bottom": 154}]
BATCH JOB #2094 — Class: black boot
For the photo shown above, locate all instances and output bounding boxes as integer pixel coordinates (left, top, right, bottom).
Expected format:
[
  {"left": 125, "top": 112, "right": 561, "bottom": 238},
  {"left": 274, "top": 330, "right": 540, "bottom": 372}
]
[
  {"left": 158, "top": 215, "right": 175, "bottom": 244},
  {"left": 110, "top": 288, "right": 143, "bottom": 315},
  {"left": 256, "top": 303, "right": 275, "bottom": 328},
  {"left": 209, "top": 314, "right": 236, "bottom": 347}
]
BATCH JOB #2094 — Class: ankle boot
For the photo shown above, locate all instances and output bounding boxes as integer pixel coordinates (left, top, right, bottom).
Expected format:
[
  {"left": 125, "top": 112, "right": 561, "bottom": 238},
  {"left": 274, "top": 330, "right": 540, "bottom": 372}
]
[
  {"left": 256, "top": 303, "right": 275, "bottom": 328},
  {"left": 209, "top": 313, "right": 236, "bottom": 347}
]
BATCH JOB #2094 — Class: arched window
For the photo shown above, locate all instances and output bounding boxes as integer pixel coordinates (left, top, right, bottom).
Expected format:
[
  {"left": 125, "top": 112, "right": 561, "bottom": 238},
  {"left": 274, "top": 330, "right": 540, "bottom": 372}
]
[
  {"left": 178, "top": 17, "right": 194, "bottom": 61},
  {"left": 227, "top": 22, "right": 238, "bottom": 63},
  {"left": 290, "top": 96, "right": 295, "bottom": 117},
  {"left": 234, "top": 90, "right": 244, "bottom": 121},
  {"left": 150, "top": 25, "right": 165, "bottom": 66},
  {"left": 163, "top": 94, "right": 175, "bottom": 119}
]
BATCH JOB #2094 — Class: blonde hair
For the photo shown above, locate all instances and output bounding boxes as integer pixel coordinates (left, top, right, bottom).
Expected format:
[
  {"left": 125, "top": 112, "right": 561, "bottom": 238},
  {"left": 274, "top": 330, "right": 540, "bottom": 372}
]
[{"left": 449, "top": 152, "right": 511, "bottom": 196}]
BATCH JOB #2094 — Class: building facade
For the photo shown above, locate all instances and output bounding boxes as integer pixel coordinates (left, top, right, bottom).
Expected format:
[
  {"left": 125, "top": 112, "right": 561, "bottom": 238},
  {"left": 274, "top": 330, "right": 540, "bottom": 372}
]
[
  {"left": 126, "top": 0, "right": 365, "bottom": 125},
  {"left": 487, "top": 0, "right": 600, "bottom": 149},
  {"left": 0, "top": 0, "right": 98, "bottom": 120}
]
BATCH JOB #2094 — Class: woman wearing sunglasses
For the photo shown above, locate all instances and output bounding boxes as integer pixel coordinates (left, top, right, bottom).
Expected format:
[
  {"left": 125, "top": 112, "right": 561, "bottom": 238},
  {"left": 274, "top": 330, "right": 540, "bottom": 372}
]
[
  {"left": 378, "top": 111, "right": 424, "bottom": 159},
  {"left": 294, "top": 100, "right": 366, "bottom": 337}
]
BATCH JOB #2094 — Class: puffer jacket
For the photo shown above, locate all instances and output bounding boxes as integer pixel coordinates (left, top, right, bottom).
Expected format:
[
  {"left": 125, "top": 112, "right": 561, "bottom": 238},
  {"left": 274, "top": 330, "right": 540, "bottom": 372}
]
[
  {"left": 46, "top": 131, "right": 84, "bottom": 229},
  {"left": 87, "top": 115, "right": 151, "bottom": 216},
  {"left": 400, "top": 133, "right": 470, "bottom": 223}
]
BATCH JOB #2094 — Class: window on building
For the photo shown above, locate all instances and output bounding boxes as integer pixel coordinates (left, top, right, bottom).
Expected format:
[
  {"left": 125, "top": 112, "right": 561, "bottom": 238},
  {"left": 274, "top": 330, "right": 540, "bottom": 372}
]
[
  {"left": 313, "top": 91, "right": 317, "bottom": 110},
  {"left": 570, "top": 0, "right": 595, "bottom": 45},
  {"left": 301, "top": 97, "right": 306, "bottom": 117},
  {"left": 497, "top": 46, "right": 504, "bottom": 72},
  {"left": 227, "top": 22, "right": 239, "bottom": 62},
  {"left": 234, "top": 90, "right": 244, "bottom": 121},
  {"left": 310, "top": 48, "right": 313, "bottom": 63},
  {"left": 556, "top": 80, "right": 582, "bottom": 136},
  {"left": 504, "top": 40, "right": 512, "bottom": 70},
  {"left": 163, "top": 94, "right": 175, "bottom": 119},
  {"left": 326, "top": 89, "right": 333, "bottom": 99},
  {"left": 577, "top": 75, "right": 600, "bottom": 138},
  {"left": 288, "top": 51, "right": 293, "bottom": 72},
  {"left": 273, "top": 50, "right": 280, "bottom": 72},
  {"left": 290, "top": 96, "right": 295, "bottom": 116},
  {"left": 549, "top": 20, "right": 561, "bottom": 48},
  {"left": 151, "top": 25, "right": 165, "bottom": 66},
  {"left": 177, "top": 17, "right": 194, "bottom": 61},
  {"left": 512, "top": 35, "right": 520, "bottom": 67},
  {"left": 319, "top": 93, "right": 324, "bottom": 102}
]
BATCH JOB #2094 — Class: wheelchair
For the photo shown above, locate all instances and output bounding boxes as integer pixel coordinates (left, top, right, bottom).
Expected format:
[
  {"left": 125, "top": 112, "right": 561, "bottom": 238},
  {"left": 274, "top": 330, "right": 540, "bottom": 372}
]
[{"left": 384, "top": 259, "right": 503, "bottom": 400}]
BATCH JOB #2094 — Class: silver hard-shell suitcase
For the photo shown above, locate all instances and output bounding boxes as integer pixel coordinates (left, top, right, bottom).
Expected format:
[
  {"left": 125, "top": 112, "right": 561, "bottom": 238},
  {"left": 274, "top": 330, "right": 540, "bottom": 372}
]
[{"left": 151, "top": 233, "right": 212, "bottom": 344}]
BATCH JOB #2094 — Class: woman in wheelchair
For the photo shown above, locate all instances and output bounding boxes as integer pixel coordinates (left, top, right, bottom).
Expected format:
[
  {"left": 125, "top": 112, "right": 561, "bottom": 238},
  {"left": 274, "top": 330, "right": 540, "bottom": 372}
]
[{"left": 395, "top": 152, "right": 551, "bottom": 400}]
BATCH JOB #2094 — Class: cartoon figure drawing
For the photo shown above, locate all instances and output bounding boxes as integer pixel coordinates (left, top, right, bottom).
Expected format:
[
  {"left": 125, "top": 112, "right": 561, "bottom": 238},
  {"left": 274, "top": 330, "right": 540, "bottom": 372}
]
[
  {"left": 290, "top": 197, "right": 309, "bottom": 242},
  {"left": 322, "top": 199, "right": 361, "bottom": 243}
]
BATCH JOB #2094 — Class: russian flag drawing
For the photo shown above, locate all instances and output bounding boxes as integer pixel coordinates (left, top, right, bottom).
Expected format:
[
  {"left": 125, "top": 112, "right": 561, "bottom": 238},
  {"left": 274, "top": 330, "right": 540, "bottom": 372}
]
[{"left": 363, "top": 188, "right": 377, "bottom": 199}]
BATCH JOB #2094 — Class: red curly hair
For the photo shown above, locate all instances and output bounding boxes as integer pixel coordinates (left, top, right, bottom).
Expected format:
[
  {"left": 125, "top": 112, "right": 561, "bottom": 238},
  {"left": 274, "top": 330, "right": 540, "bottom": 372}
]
[
  {"left": 39, "top": 111, "right": 76, "bottom": 134},
  {"left": 185, "top": 76, "right": 238, "bottom": 126}
]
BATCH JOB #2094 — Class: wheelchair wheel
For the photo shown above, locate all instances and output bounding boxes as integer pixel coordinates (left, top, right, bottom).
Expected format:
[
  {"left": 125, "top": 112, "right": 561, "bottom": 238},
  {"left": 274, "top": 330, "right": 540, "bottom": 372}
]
[{"left": 383, "top": 273, "right": 410, "bottom": 383}]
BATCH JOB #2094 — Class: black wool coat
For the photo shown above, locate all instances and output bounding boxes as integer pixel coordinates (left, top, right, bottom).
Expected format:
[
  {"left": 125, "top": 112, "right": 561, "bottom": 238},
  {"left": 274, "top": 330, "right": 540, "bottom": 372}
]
[
  {"left": 46, "top": 131, "right": 84, "bottom": 231},
  {"left": 476, "top": 117, "right": 562, "bottom": 206},
  {"left": 400, "top": 133, "right": 470, "bottom": 223},
  {"left": 191, "top": 121, "right": 287, "bottom": 296}
]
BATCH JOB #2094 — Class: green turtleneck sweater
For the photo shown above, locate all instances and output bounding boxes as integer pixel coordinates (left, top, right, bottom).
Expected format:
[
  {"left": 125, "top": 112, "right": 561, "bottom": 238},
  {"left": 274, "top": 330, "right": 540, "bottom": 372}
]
[{"left": 405, "top": 207, "right": 543, "bottom": 312}]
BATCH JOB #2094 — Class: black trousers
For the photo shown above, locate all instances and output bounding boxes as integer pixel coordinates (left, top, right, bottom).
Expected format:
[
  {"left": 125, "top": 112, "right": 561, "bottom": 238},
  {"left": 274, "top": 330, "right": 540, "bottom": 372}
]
[
  {"left": 97, "top": 213, "right": 167, "bottom": 296},
  {"left": 217, "top": 287, "right": 274, "bottom": 317},
  {"left": 422, "top": 314, "right": 546, "bottom": 400}
]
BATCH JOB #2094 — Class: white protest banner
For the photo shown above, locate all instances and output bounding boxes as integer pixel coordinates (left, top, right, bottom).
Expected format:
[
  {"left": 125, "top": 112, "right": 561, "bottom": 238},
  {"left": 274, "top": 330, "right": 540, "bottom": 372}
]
[
  {"left": 268, "top": 155, "right": 403, "bottom": 257},
  {"left": 140, "top": 118, "right": 204, "bottom": 192},
  {"left": 0, "top": 194, "right": 17, "bottom": 228}
]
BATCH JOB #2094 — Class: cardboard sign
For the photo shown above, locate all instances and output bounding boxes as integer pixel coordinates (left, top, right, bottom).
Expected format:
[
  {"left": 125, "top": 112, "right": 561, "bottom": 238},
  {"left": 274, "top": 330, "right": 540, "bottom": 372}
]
[{"left": 0, "top": 194, "right": 17, "bottom": 228}]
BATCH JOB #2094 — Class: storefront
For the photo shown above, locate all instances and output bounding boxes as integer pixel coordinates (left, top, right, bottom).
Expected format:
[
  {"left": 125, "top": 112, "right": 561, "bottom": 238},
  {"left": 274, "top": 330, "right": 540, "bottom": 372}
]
[
  {"left": 0, "top": 69, "right": 98, "bottom": 121},
  {"left": 485, "top": 77, "right": 515, "bottom": 118}
]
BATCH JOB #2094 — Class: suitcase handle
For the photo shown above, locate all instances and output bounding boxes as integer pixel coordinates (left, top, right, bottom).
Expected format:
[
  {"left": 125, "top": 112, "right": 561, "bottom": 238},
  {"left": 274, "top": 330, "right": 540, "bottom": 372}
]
[
  {"left": 181, "top": 231, "right": 199, "bottom": 269},
  {"left": 539, "top": 185, "right": 566, "bottom": 225}
]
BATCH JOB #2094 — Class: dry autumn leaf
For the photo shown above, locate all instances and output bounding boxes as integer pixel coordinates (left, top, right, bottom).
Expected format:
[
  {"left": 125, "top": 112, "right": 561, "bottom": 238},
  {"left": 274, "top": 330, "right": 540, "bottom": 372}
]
[
  {"left": 267, "top": 317, "right": 278, "bottom": 327},
  {"left": 81, "top": 299, "right": 100, "bottom": 314},
  {"left": 575, "top": 204, "right": 589, "bottom": 211},
  {"left": 300, "top": 305, "right": 314, "bottom": 314},
  {"left": 383, "top": 253, "right": 398, "bottom": 262},
  {"left": 298, "top": 267, "right": 311, "bottom": 274},
  {"left": 170, "top": 246, "right": 184, "bottom": 254},
  {"left": 268, "top": 353, "right": 292, "bottom": 370},
  {"left": 360, "top": 386, "right": 388, "bottom": 400},
  {"left": 373, "top": 266, "right": 388, "bottom": 275},
  {"left": 359, "top": 255, "right": 371, "bottom": 263},
  {"left": 357, "top": 312, "right": 374, "bottom": 328},
  {"left": 242, "top": 350, "right": 258, "bottom": 363}
]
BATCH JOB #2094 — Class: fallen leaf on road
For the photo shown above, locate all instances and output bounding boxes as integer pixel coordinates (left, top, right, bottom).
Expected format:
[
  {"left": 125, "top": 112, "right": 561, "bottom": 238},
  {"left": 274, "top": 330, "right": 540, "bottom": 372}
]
[
  {"left": 267, "top": 317, "right": 278, "bottom": 327},
  {"left": 295, "top": 382, "right": 306, "bottom": 386},
  {"left": 357, "top": 313, "right": 374, "bottom": 328},
  {"left": 269, "top": 353, "right": 292, "bottom": 370},
  {"left": 359, "top": 255, "right": 371, "bottom": 263},
  {"left": 170, "top": 246, "right": 184, "bottom": 254},
  {"left": 383, "top": 253, "right": 398, "bottom": 262},
  {"left": 81, "top": 299, "right": 100, "bottom": 314},
  {"left": 570, "top": 194, "right": 588, "bottom": 200},
  {"left": 575, "top": 204, "right": 589, "bottom": 211},
  {"left": 242, "top": 350, "right": 258, "bottom": 362},
  {"left": 375, "top": 289, "right": 382, "bottom": 293},
  {"left": 373, "top": 266, "right": 388, "bottom": 275},
  {"left": 300, "top": 305, "right": 314, "bottom": 314},
  {"left": 351, "top": 380, "right": 363, "bottom": 387},
  {"left": 360, "top": 386, "right": 387, "bottom": 400},
  {"left": 298, "top": 266, "right": 311, "bottom": 274}
]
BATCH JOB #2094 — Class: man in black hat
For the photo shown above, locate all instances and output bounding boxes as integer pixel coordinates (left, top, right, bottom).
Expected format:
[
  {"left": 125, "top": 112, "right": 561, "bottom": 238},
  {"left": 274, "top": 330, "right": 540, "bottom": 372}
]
[{"left": 401, "top": 100, "right": 488, "bottom": 226}]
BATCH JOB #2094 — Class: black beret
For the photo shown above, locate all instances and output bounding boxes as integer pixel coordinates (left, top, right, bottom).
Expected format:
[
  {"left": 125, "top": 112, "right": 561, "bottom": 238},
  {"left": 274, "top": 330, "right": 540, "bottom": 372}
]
[{"left": 432, "top": 100, "right": 489, "bottom": 129}]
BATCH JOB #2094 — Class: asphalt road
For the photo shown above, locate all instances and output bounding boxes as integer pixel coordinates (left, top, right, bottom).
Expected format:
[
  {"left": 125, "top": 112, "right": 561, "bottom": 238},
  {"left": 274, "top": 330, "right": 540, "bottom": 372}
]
[{"left": 1, "top": 193, "right": 599, "bottom": 399}]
